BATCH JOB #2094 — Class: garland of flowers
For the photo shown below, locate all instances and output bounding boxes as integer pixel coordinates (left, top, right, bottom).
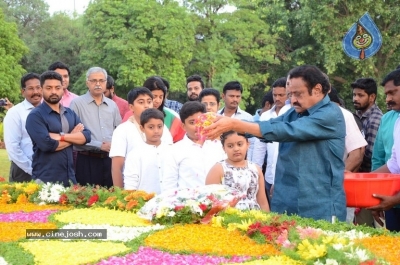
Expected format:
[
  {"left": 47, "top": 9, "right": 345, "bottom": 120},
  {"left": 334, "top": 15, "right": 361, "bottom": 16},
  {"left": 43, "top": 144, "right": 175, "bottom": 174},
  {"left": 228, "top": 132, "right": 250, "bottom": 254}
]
[
  {"left": 95, "top": 246, "right": 252, "bottom": 265},
  {"left": 19, "top": 241, "right": 129, "bottom": 265},
  {"left": 145, "top": 224, "right": 279, "bottom": 256}
]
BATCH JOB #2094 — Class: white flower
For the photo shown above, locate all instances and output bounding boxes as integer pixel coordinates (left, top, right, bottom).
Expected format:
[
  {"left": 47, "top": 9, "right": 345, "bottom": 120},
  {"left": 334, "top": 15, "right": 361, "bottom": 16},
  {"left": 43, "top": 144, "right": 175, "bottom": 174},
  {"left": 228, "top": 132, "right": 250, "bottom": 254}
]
[
  {"left": 0, "top": 257, "right": 9, "bottom": 265},
  {"left": 332, "top": 243, "right": 344, "bottom": 250},
  {"left": 167, "top": 211, "right": 176, "bottom": 217},
  {"left": 314, "top": 259, "right": 339, "bottom": 265},
  {"left": 344, "top": 247, "right": 371, "bottom": 262},
  {"left": 37, "top": 182, "right": 66, "bottom": 203}
]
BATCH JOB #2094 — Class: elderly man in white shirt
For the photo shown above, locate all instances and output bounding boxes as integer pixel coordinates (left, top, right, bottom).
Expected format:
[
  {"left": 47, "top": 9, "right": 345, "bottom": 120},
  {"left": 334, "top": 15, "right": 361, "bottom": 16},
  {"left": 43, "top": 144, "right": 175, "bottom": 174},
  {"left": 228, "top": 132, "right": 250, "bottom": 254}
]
[
  {"left": 4, "top": 73, "right": 43, "bottom": 182},
  {"left": 162, "top": 101, "right": 226, "bottom": 192}
]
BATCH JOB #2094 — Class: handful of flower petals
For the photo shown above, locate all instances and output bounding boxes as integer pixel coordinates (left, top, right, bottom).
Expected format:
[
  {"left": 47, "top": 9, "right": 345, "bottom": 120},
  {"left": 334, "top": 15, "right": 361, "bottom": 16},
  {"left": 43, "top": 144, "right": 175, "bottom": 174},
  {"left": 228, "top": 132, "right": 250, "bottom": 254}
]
[
  {"left": 138, "top": 184, "right": 243, "bottom": 225},
  {"left": 194, "top": 112, "right": 217, "bottom": 141}
]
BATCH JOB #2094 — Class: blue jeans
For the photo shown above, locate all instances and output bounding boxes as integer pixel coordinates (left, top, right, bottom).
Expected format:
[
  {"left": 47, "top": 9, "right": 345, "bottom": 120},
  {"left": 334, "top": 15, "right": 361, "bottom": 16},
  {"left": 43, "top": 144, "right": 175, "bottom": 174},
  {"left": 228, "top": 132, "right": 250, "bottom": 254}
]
[{"left": 385, "top": 208, "right": 400, "bottom": 232}]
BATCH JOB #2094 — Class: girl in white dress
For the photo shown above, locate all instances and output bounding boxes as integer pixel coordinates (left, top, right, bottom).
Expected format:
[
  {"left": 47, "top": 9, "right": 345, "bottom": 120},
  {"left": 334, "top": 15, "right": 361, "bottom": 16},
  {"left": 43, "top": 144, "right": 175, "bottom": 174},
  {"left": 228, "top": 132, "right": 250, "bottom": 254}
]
[{"left": 205, "top": 131, "right": 270, "bottom": 211}]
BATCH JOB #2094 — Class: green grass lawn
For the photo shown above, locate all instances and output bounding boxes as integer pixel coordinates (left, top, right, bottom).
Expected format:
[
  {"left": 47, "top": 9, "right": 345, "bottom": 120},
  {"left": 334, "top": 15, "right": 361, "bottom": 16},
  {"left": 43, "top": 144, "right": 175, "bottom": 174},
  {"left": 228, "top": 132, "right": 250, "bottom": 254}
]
[{"left": 0, "top": 149, "right": 10, "bottom": 181}]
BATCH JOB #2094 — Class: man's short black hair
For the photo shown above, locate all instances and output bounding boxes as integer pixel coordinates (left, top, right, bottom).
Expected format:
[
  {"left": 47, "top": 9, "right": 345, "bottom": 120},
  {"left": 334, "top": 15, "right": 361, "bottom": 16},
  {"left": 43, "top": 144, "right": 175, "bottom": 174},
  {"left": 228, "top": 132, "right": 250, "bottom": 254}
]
[
  {"left": 271, "top": 77, "right": 287, "bottom": 89},
  {"left": 40, "top": 71, "right": 63, "bottom": 87},
  {"left": 223, "top": 81, "right": 243, "bottom": 94},
  {"left": 381, "top": 69, "right": 400, "bottom": 87},
  {"left": 140, "top": 108, "right": 164, "bottom": 126},
  {"left": 106, "top": 75, "right": 115, "bottom": 90},
  {"left": 186, "top": 75, "right": 205, "bottom": 90},
  {"left": 261, "top": 91, "right": 274, "bottom": 107},
  {"left": 199, "top": 88, "right": 220, "bottom": 104},
  {"left": 287, "top": 65, "right": 330, "bottom": 95},
  {"left": 21, "top": 73, "right": 40, "bottom": 89},
  {"left": 350, "top": 78, "right": 377, "bottom": 96},
  {"left": 48, "top": 61, "right": 70, "bottom": 76},
  {"left": 127, "top": 87, "right": 153, "bottom": 104},
  {"left": 179, "top": 101, "right": 206, "bottom": 124}
]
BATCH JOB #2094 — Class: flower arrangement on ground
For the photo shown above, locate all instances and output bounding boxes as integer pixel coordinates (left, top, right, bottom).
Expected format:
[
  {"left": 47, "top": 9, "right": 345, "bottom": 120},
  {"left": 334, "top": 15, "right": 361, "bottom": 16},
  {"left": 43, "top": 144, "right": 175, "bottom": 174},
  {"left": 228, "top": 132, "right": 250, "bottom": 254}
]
[{"left": 138, "top": 184, "right": 243, "bottom": 224}]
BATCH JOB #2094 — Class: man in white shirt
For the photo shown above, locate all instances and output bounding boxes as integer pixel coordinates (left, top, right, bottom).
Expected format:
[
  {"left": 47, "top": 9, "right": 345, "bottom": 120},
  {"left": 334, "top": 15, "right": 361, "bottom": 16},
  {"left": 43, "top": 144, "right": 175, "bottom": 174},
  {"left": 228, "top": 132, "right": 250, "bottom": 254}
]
[
  {"left": 109, "top": 87, "right": 173, "bottom": 188},
  {"left": 162, "top": 101, "right": 226, "bottom": 192},
  {"left": 4, "top": 73, "right": 43, "bottom": 182},
  {"left": 218, "top": 81, "right": 253, "bottom": 121},
  {"left": 257, "top": 77, "right": 291, "bottom": 199}
]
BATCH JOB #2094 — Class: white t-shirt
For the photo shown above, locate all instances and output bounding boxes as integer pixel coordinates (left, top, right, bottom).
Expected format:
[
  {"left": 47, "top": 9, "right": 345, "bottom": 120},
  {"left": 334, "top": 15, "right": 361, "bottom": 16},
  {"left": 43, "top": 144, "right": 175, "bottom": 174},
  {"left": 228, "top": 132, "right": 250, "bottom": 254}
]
[
  {"left": 161, "top": 135, "right": 226, "bottom": 192},
  {"left": 123, "top": 142, "right": 171, "bottom": 194},
  {"left": 340, "top": 107, "right": 368, "bottom": 160},
  {"left": 109, "top": 119, "right": 173, "bottom": 158}
]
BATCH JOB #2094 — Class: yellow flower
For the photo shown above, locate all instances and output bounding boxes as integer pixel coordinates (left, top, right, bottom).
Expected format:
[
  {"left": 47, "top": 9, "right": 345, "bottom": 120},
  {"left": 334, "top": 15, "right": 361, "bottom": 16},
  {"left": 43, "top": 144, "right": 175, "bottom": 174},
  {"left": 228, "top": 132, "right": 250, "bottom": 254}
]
[
  {"left": 16, "top": 194, "right": 29, "bottom": 204},
  {"left": 1, "top": 222, "right": 57, "bottom": 242},
  {"left": 224, "top": 207, "right": 241, "bottom": 215},
  {"left": 0, "top": 203, "right": 70, "bottom": 213},
  {"left": 23, "top": 183, "right": 40, "bottom": 195},
  {"left": 297, "top": 239, "right": 327, "bottom": 260},
  {"left": 14, "top": 183, "right": 23, "bottom": 190},
  {"left": 236, "top": 219, "right": 253, "bottom": 231},
  {"left": 229, "top": 256, "right": 303, "bottom": 265},
  {"left": 20, "top": 241, "right": 129, "bottom": 265},
  {"left": 247, "top": 210, "right": 270, "bottom": 221},
  {"left": 211, "top": 216, "right": 224, "bottom": 227}
]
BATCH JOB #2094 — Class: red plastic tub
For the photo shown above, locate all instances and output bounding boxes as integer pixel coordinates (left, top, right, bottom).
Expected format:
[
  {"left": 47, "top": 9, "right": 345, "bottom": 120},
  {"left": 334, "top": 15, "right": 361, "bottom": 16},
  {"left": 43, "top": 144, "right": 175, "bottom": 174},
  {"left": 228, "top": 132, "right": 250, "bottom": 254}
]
[{"left": 344, "top": 173, "right": 400, "bottom": 207}]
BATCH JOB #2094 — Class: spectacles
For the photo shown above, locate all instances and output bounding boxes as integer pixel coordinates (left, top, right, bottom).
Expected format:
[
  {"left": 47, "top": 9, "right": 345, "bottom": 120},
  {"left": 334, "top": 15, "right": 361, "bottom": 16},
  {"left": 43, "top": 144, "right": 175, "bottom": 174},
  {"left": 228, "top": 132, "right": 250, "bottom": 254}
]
[
  {"left": 202, "top": 102, "right": 217, "bottom": 107},
  {"left": 88, "top": 79, "right": 107, "bottom": 84}
]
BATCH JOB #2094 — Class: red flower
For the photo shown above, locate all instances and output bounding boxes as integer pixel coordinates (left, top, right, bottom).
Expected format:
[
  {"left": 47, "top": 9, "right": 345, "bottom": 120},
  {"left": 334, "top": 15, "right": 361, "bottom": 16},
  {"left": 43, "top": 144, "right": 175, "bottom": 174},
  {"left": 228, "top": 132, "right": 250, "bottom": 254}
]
[
  {"left": 174, "top": 205, "right": 185, "bottom": 211},
  {"left": 360, "top": 260, "right": 377, "bottom": 265},
  {"left": 59, "top": 194, "right": 68, "bottom": 205},
  {"left": 0, "top": 177, "right": 5, "bottom": 182},
  {"left": 199, "top": 204, "right": 208, "bottom": 211},
  {"left": 87, "top": 194, "right": 99, "bottom": 207}
]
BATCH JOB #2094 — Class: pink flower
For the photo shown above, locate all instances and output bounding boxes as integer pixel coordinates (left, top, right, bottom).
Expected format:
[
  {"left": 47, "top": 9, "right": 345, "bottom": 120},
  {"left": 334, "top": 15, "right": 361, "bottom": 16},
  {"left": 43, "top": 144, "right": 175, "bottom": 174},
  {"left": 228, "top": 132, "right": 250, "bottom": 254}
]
[
  {"left": 0, "top": 210, "right": 58, "bottom": 223},
  {"left": 296, "top": 226, "right": 323, "bottom": 240}
]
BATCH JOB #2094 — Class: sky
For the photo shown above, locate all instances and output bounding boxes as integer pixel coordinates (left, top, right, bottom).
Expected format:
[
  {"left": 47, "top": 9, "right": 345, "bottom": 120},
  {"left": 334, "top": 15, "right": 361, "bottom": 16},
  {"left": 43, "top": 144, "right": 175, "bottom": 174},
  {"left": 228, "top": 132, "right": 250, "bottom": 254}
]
[{"left": 45, "top": 0, "right": 91, "bottom": 15}]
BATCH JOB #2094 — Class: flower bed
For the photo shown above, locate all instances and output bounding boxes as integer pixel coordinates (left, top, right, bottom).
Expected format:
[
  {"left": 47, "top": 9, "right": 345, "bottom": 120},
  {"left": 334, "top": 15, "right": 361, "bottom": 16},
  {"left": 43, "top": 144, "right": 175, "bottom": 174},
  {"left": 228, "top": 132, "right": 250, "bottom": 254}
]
[{"left": 0, "top": 181, "right": 399, "bottom": 265}]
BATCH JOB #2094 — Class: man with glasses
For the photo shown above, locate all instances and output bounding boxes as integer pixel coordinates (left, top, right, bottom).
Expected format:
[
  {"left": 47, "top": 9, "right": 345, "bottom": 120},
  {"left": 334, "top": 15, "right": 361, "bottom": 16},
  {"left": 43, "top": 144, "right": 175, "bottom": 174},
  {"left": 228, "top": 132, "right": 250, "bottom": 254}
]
[
  {"left": 70, "top": 67, "right": 121, "bottom": 188},
  {"left": 199, "top": 88, "right": 221, "bottom": 113},
  {"left": 4, "top": 73, "right": 43, "bottom": 182}
]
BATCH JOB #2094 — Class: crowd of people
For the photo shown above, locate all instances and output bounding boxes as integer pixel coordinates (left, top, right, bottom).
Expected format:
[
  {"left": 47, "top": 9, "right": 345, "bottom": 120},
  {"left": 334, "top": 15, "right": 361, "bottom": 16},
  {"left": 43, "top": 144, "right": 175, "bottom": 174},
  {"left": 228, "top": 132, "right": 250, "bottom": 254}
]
[{"left": 3, "top": 62, "right": 400, "bottom": 231}]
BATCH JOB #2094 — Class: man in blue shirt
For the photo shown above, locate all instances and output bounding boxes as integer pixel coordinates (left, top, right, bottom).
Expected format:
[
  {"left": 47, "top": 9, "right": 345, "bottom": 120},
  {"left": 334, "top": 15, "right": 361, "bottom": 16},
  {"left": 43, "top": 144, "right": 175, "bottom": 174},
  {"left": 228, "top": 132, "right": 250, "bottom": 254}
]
[
  {"left": 205, "top": 65, "right": 346, "bottom": 221},
  {"left": 26, "top": 71, "right": 91, "bottom": 186}
]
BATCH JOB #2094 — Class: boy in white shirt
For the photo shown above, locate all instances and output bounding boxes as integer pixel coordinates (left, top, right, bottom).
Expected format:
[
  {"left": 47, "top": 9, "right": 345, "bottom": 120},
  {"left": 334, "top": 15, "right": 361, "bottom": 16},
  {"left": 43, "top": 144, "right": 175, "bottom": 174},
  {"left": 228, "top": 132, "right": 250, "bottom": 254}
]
[
  {"left": 162, "top": 101, "right": 226, "bottom": 192},
  {"left": 124, "top": 108, "right": 170, "bottom": 193},
  {"left": 110, "top": 87, "right": 173, "bottom": 187}
]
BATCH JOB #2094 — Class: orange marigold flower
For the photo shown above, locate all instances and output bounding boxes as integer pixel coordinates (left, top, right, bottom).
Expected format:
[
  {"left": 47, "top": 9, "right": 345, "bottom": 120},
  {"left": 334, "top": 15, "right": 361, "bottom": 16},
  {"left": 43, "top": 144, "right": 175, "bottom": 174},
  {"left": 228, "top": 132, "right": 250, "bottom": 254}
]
[
  {"left": 117, "top": 200, "right": 125, "bottom": 210},
  {"left": 0, "top": 222, "right": 57, "bottom": 242},
  {"left": 16, "top": 194, "right": 29, "bottom": 204},
  {"left": 145, "top": 224, "right": 279, "bottom": 256},
  {"left": 356, "top": 235, "right": 399, "bottom": 265},
  {"left": 0, "top": 203, "right": 70, "bottom": 213},
  {"left": 125, "top": 200, "right": 138, "bottom": 211},
  {"left": 104, "top": 196, "right": 117, "bottom": 205}
]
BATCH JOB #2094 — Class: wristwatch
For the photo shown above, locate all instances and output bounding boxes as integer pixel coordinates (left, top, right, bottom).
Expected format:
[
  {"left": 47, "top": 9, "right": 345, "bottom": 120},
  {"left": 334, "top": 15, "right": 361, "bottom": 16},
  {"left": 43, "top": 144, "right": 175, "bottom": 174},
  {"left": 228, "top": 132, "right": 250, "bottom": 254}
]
[{"left": 60, "top": 132, "right": 65, "bottom": 141}]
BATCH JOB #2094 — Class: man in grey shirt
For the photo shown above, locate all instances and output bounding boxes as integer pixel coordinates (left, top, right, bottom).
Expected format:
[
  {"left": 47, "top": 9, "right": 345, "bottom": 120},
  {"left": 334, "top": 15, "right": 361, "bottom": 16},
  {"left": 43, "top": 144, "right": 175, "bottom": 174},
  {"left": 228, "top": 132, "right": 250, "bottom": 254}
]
[{"left": 70, "top": 67, "right": 121, "bottom": 187}]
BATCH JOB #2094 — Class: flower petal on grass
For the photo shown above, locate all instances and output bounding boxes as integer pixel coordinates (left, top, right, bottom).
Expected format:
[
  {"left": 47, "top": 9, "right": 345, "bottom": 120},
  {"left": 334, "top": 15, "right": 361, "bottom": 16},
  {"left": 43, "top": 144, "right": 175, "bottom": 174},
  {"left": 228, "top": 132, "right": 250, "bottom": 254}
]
[
  {"left": 0, "top": 210, "right": 58, "bottom": 223},
  {"left": 54, "top": 208, "right": 150, "bottom": 226},
  {"left": 94, "top": 246, "right": 251, "bottom": 265}
]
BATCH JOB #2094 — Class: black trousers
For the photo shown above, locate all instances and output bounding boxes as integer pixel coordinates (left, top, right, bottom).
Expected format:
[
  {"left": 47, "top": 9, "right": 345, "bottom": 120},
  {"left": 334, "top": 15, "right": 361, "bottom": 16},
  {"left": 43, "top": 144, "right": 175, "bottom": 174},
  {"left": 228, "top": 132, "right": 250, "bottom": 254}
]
[
  {"left": 9, "top": 161, "right": 32, "bottom": 182},
  {"left": 75, "top": 153, "right": 113, "bottom": 188}
]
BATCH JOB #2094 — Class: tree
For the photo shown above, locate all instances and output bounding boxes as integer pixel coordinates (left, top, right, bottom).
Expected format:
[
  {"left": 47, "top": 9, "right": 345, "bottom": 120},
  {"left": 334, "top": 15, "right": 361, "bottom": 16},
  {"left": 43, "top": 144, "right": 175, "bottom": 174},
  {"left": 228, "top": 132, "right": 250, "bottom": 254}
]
[
  {"left": 81, "top": 0, "right": 196, "bottom": 94},
  {"left": 0, "top": 10, "right": 28, "bottom": 101},
  {"left": 22, "top": 13, "right": 86, "bottom": 94}
]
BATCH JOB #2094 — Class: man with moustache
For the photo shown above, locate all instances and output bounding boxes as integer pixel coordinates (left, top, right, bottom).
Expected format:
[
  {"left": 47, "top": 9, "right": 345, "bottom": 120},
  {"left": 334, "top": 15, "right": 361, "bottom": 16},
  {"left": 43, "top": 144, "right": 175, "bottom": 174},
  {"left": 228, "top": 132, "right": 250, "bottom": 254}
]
[
  {"left": 352, "top": 78, "right": 383, "bottom": 173},
  {"left": 186, "top": 75, "right": 204, "bottom": 101},
  {"left": 369, "top": 69, "right": 400, "bottom": 231},
  {"left": 48, "top": 61, "right": 78, "bottom": 107},
  {"left": 218, "top": 81, "right": 253, "bottom": 120},
  {"left": 206, "top": 65, "right": 347, "bottom": 222},
  {"left": 104, "top": 75, "right": 129, "bottom": 119},
  {"left": 4, "top": 73, "right": 43, "bottom": 182},
  {"left": 25, "top": 71, "right": 91, "bottom": 186},
  {"left": 70, "top": 67, "right": 121, "bottom": 188}
]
